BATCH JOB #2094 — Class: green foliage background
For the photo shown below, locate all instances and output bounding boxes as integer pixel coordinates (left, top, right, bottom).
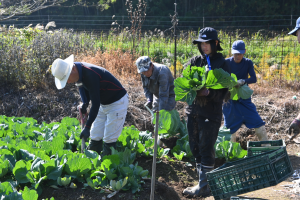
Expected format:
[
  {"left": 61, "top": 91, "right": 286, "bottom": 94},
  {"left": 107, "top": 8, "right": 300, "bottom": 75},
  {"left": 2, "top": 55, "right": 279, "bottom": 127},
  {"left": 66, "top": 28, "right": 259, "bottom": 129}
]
[{"left": 1, "top": 27, "right": 300, "bottom": 88}]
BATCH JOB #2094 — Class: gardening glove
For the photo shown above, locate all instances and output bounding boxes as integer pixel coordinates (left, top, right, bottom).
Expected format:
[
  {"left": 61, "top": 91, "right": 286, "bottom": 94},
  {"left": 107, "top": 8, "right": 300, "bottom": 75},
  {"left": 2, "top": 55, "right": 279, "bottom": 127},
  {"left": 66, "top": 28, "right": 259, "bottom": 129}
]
[
  {"left": 289, "top": 119, "right": 300, "bottom": 135},
  {"left": 205, "top": 64, "right": 210, "bottom": 72},
  {"left": 80, "top": 127, "right": 90, "bottom": 140},
  {"left": 235, "top": 79, "right": 245, "bottom": 87},
  {"left": 78, "top": 103, "right": 88, "bottom": 114},
  {"left": 197, "top": 87, "right": 210, "bottom": 97},
  {"left": 144, "top": 100, "right": 153, "bottom": 109}
]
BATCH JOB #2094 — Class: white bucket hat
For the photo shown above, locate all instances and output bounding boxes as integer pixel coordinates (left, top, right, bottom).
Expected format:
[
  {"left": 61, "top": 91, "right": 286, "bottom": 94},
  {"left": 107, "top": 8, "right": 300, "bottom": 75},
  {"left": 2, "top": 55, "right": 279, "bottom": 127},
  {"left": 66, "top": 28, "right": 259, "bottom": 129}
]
[{"left": 52, "top": 55, "right": 74, "bottom": 89}]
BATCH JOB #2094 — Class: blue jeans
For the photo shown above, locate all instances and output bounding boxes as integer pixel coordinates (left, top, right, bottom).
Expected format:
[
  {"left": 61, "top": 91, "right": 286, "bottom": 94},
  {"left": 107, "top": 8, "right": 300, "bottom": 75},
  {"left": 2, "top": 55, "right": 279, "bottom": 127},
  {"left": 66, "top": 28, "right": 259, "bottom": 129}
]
[{"left": 187, "top": 114, "right": 220, "bottom": 166}]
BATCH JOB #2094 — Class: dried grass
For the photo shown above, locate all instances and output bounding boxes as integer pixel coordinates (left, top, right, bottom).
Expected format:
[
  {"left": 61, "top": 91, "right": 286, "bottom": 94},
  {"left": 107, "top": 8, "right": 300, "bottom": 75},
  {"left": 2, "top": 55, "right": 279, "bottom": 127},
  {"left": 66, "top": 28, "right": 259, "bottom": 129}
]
[
  {"left": 77, "top": 49, "right": 140, "bottom": 83},
  {"left": 251, "top": 81, "right": 300, "bottom": 112},
  {"left": 252, "top": 78, "right": 300, "bottom": 96}
]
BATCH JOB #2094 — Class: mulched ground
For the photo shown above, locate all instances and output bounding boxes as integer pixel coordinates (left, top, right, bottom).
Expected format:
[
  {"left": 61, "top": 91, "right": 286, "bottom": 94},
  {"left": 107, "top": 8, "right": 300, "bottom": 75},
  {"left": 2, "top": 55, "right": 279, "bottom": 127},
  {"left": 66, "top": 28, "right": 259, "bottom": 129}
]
[{"left": 2, "top": 80, "right": 300, "bottom": 200}]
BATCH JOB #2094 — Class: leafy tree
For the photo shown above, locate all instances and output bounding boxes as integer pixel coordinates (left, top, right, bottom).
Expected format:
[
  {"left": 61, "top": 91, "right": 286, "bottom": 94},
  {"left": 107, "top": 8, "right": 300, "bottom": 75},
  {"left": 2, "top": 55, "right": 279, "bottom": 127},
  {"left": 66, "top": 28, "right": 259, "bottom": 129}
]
[
  {"left": 0, "top": 0, "right": 68, "bottom": 21},
  {"left": 0, "top": 0, "right": 116, "bottom": 21}
]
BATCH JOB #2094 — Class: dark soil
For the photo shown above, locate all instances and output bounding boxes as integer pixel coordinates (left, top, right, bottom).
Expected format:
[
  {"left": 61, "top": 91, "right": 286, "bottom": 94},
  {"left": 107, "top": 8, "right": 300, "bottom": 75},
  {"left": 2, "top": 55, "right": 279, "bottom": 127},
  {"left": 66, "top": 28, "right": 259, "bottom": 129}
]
[
  {"left": 39, "top": 179, "right": 181, "bottom": 200},
  {"left": 2, "top": 81, "right": 300, "bottom": 200}
]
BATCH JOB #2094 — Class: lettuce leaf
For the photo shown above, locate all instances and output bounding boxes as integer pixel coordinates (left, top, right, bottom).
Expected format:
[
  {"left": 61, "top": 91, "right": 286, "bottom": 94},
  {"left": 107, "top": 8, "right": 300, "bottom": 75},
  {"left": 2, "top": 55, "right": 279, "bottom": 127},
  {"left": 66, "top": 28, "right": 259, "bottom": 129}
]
[
  {"left": 174, "top": 65, "right": 254, "bottom": 104},
  {"left": 64, "top": 154, "right": 92, "bottom": 180},
  {"left": 174, "top": 77, "right": 197, "bottom": 105},
  {"left": 215, "top": 136, "right": 247, "bottom": 161},
  {"left": 205, "top": 68, "right": 237, "bottom": 89}
]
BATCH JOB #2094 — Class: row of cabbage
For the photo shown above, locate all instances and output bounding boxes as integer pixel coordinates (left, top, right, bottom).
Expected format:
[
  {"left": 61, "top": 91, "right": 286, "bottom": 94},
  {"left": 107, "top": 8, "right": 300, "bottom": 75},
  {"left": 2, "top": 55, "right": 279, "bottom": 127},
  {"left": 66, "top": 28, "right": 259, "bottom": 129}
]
[
  {"left": 0, "top": 110, "right": 247, "bottom": 199},
  {"left": 0, "top": 114, "right": 193, "bottom": 200}
]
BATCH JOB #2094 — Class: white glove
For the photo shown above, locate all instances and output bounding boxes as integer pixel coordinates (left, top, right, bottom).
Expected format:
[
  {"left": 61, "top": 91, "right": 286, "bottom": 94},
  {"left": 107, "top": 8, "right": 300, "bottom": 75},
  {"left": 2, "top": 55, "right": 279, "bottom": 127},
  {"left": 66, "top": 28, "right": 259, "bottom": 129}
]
[
  {"left": 237, "top": 79, "right": 245, "bottom": 86},
  {"left": 205, "top": 64, "right": 210, "bottom": 72}
]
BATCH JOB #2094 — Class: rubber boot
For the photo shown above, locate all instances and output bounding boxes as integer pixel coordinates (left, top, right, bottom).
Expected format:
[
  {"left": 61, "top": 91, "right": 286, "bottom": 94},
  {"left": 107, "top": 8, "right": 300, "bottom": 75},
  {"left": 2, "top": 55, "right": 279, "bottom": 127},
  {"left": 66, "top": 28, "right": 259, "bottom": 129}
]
[
  {"left": 102, "top": 142, "right": 117, "bottom": 157},
  {"left": 87, "top": 139, "right": 103, "bottom": 155},
  {"left": 231, "top": 132, "right": 237, "bottom": 142},
  {"left": 183, "top": 164, "right": 213, "bottom": 197},
  {"left": 255, "top": 125, "right": 268, "bottom": 141},
  {"left": 255, "top": 125, "right": 270, "bottom": 146}
]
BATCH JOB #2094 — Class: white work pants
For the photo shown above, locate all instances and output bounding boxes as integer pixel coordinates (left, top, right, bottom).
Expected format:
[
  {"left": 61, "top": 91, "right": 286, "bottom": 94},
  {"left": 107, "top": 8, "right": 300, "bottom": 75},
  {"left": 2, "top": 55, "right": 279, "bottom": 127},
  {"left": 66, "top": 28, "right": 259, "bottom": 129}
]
[{"left": 90, "top": 94, "right": 128, "bottom": 143}]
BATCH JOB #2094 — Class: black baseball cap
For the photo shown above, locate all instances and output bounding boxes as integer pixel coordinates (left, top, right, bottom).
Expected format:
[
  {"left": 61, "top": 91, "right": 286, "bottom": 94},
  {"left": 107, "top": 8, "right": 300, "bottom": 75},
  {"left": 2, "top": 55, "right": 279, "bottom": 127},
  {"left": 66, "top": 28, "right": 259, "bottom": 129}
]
[{"left": 193, "top": 27, "right": 219, "bottom": 44}]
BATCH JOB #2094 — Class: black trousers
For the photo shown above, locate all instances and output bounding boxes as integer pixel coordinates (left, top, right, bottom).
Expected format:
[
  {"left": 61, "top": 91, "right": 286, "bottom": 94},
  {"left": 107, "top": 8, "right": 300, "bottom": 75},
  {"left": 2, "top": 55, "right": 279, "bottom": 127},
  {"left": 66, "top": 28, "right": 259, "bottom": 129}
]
[{"left": 187, "top": 114, "right": 221, "bottom": 166}]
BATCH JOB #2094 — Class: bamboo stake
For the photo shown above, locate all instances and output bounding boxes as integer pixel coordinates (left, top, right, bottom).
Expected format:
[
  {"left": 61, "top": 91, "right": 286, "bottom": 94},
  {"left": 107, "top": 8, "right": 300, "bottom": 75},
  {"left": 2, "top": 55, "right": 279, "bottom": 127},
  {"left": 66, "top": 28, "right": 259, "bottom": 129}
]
[{"left": 150, "top": 110, "right": 159, "bottom": 200}]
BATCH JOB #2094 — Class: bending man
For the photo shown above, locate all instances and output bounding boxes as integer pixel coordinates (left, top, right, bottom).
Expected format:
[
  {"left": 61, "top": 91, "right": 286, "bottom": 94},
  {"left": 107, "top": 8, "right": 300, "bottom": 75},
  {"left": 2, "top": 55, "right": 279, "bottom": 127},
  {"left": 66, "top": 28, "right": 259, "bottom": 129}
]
[
  {"left": 52, "top": 55, "right": 128, "bottom": 156},
  {"left": 136, "top": 56, "right": 176, "bottom": 111}
]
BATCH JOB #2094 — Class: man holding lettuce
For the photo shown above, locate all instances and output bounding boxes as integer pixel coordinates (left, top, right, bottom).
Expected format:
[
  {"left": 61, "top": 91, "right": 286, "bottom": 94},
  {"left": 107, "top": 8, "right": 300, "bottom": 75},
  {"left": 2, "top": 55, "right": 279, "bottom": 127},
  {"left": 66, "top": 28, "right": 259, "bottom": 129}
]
[
  {"left": 182, "top": 27, "right": 230, "bottom": 197},
  {"left": 222, "top": 40, "right": 268, "bottom": 143}
]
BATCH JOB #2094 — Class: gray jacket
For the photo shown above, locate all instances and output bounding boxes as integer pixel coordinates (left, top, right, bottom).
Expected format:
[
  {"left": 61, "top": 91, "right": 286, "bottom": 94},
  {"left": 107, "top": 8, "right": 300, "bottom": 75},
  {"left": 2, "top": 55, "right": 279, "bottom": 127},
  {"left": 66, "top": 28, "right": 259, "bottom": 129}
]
[{"left": 141, "top": 63, "right": 176, "bottom": 111}]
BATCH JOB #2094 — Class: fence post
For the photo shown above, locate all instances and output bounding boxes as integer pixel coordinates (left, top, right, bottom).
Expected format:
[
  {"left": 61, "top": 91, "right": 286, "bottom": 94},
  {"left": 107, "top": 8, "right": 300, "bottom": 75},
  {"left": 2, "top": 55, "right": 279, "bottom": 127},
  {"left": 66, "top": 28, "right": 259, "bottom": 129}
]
[
  {"left": 142, "top": 37, "right": 144, "bottom": 55},
  {"left": 203, "top": 8, "right": 204, "bottom": 28},
  {"left": 280, "top": 33, "right": 284, "bottom": 85},
  {"left": 148, "top": 39, "right": 150, "bottom": 56},
  {"left": 173, "top": 2, "right": 178, "bottom": 78},
  {"left": 229, "top": 34, "right": 232, "bottom": 51}
]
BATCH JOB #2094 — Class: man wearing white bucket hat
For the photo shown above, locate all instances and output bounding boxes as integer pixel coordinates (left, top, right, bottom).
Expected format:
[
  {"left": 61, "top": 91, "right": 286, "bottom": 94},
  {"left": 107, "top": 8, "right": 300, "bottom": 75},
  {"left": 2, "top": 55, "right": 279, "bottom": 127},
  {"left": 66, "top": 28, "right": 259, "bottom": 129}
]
[{"left": 52, "top": 55, "right": 128, "bottom": 156}]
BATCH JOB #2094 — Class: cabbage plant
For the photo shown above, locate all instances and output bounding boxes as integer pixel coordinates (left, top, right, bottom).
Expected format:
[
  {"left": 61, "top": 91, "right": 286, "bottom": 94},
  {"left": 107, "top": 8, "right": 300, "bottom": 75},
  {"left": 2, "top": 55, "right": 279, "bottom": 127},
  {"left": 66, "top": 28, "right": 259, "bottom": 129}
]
[
  {"left": 57, "top": 177, "right": 71, "bottom": 187},
  {"left": 175, "top": 65, "right": 253, "bottom": 105}
]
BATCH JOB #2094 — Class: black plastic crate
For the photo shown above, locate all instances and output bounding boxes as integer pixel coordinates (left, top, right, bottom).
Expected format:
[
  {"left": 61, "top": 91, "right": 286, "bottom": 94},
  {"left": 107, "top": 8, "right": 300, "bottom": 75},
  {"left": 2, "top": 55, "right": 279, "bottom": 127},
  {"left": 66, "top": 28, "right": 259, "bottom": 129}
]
[
  {"left": 207, "top": 147, "right": 293, "bottom": 200},
  {"left": 247, "top": 139, "right": 285, "bottom": 157}
]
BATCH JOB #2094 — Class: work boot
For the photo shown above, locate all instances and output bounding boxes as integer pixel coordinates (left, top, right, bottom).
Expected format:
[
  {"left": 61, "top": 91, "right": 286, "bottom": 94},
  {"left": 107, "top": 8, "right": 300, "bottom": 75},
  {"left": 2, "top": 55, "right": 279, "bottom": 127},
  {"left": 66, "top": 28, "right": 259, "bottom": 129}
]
[
  {"left": 102, "top": 142, "right": 117, "bottom": 156},
  {"left": 183, "top": 164, "right": 213, "bottom": 197},
  {"left": 230, "top": 132, "right": 237, "bottom": 142},
  {"left": 87, "top": 139, "right": 103, "bottom": 155},
  {"left": 255, "top": 125, "right": 268, "bottom": 141},
  {"left": 255, "top": 125, "right": 270, "bottom": 146}
]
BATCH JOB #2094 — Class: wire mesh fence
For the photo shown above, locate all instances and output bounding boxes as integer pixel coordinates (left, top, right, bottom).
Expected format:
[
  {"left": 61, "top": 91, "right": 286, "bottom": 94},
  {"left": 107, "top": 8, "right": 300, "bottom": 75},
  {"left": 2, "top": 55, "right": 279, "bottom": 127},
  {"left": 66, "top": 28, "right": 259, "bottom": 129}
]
[
  {"left": 0, "top": 14, "right": 298, "bottom": 32},
  {"left": 0, "top": 27, "right": 299, "bottom": 87},
  {"left": 88, "top": 30, "right": 300, "bottom": 83}
]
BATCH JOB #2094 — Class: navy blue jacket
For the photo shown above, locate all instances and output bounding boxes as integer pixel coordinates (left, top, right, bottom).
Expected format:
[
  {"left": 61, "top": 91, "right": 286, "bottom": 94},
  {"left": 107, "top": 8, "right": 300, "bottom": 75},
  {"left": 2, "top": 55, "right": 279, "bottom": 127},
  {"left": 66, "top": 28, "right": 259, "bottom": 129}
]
[
  {"left": 225, "top": 57, "right": 257, "bottom": 84},
  {"left": 76, "top": 62, "right": 127, "bottom": 128}
]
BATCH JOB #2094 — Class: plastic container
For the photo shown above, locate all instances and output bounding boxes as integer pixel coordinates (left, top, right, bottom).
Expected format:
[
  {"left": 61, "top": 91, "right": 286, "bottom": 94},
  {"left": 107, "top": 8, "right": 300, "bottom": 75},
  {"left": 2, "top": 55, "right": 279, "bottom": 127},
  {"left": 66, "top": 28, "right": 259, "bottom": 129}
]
[
  {"left": 247, "top": 139, "right": 285, "bottom": 157},
  {"left": 207, "top": 147, "right": 293, "bottom": 200}
]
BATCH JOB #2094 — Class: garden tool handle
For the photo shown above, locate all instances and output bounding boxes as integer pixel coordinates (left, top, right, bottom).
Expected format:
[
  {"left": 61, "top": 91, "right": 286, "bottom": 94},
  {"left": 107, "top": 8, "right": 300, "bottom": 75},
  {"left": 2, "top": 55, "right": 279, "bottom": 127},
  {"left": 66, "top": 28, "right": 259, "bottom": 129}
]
[
  {"left": 150, "top": 110, "right": 159, "bottom": 200},
  {"left": 79, "top": 107, "right": 88, "bottom": 153},
  {"left": 81, "top": 137, "right": 86, "bottom": 153}
]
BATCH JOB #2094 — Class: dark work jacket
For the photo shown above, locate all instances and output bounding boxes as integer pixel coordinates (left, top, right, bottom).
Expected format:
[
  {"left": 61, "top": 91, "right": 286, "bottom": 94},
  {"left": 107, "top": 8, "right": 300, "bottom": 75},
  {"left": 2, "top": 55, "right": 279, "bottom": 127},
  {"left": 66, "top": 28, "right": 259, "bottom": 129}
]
[
  {"left": 185, "top": 53, "right": 230, "bottom": 123},
  {"left": 77, "top": 62, "right": 127, "bottom": 128}
]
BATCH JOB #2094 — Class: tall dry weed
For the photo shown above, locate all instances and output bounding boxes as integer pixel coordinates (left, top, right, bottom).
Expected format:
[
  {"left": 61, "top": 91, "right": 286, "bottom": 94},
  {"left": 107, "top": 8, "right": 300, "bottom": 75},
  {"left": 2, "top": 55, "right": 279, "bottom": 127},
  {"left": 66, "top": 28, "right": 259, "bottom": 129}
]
[{"left": 77, "top": 49, "right": 140, "bottom": 82}]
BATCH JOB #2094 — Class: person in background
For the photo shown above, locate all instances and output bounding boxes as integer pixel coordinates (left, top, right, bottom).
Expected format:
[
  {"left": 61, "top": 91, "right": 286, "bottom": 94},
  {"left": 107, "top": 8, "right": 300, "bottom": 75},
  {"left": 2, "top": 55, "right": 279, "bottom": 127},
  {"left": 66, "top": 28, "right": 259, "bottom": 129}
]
[
  {"left": 136, "top": 56, "right": 176, "bottom": 147},
  {"left": 222, "top": 40, "right": 268, "bottom": 142},
  {"left": 182, "top": 27, "right": 230, "bottom": 197},
  {"left": 288, "top": 17, "right": 300, "bottom": 135},
  {"left": 136, "top": 56, "right": 176, "bottom": 112},
  {"left": 51, "top": 55, "right": 128, "bottom": 156}
]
